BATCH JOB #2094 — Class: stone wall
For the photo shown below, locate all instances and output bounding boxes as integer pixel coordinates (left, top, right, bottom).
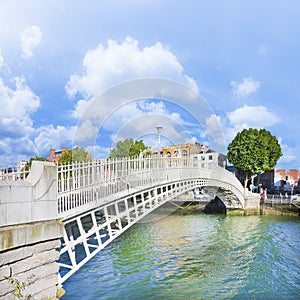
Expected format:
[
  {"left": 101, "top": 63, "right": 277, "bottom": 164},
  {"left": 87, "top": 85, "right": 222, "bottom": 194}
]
[
  {"left": 0, "top": 161, "right": 57, "bottom": 227},
  {"left": 0, "top": 162, "right": 64, "bottom": 299},
  {"left": 0, "top": 220, "right": 63, "bottom": 300},
  {"left": 244, "top": 192, "right": 260, "bottom": 209}
]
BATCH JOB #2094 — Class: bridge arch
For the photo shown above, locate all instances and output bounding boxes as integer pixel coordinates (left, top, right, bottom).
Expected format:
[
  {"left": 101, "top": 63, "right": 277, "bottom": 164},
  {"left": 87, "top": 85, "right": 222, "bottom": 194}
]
[{"left": 58, "top": 161, "right": 245, "bottom": 284}]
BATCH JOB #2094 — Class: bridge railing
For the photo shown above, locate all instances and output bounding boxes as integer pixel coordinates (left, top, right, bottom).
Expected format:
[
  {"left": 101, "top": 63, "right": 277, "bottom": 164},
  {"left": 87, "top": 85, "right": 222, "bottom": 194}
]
[
  {"left": 57, "top": 156, "right": 245, "bottom": 217},
  {"left": 57, "top": 156, "right": 175, "bottom": 215}
]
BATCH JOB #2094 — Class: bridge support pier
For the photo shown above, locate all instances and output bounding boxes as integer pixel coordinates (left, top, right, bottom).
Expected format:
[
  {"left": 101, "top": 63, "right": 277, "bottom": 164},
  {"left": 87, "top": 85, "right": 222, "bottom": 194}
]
[{"left": 226, "top": 193, "right": 261, "bottom": 215}]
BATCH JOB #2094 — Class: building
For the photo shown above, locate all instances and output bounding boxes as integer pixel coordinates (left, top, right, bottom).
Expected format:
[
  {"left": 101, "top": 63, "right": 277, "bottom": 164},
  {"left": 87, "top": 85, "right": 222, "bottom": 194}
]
[
  {"left": 48, "top": 147, "right": 68, "bottom": 164},
  {"left": 162, "top": 142, "right": 226, "bottom": 168},
  {"left": 190, "top": 149, "right": 227, "bottom": 168},
  {"left": 274, "top": 169, "right": 299, "bottom": 192},
  {"left": 162, "top": 143, "right": 201, "bottom": 158},
  {"left": 16, "top": 160, "right": 27, "bottom": 173},
  {"left": 230, "top": 168, "right": 300, "bottom": 194}
]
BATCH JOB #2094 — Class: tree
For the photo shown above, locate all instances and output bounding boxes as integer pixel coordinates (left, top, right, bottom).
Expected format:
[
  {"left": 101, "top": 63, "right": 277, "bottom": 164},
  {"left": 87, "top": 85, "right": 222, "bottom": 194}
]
[
  {"left": 129, "top": 140, "right": 145, "bottom": 157},
  {"left": 109, "top": 138, "right": 133, "bottom": 159},
  {"left": 227, "top": 128, "right": 282, "bottom": 188},
  {"left": 58, "top": 147, "right": 91, "bottom": 164},
  {"left": 110, "top": 138, "right": 150, "bottom": 159}
]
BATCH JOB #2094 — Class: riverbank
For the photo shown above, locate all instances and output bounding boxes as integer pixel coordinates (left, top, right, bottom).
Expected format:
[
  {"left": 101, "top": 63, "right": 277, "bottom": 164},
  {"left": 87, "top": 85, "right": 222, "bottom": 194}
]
[{"left": 173, "top": 203, "right": 300, "bottom": 217}]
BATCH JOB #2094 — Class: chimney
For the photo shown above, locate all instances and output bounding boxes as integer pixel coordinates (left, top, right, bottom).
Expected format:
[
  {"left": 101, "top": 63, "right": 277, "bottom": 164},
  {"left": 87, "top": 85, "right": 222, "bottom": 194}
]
[{"left": 49, "top": 149, "right": 55, "bottom": 162}]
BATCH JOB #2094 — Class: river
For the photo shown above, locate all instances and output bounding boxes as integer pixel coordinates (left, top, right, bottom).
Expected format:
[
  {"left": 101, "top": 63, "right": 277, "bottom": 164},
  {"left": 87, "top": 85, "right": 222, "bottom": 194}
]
[{"left": 61, "top": 207, "right": 300, "bottom": 299}]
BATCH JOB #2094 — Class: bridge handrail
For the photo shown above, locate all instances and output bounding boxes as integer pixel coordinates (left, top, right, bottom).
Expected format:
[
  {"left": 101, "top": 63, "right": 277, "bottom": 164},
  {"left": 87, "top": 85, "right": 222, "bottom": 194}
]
[{"left": 57, "top": 156, "right": 245, "bottom": 215}]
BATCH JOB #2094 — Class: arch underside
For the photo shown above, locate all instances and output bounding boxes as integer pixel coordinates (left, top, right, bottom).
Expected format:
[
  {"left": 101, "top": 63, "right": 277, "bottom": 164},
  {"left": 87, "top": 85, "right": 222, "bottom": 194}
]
[{"left": 193, "top": 185, "right": 244, "bottom": 209}]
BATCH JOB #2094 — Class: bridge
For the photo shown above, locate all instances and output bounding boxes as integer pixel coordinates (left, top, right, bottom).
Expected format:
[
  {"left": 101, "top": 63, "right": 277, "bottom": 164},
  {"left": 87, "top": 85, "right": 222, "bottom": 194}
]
[
  {"left": 56, "top": 156, "right": 248, "bottom": 284},
  {"left": 0, "top": 156, "right": 259, "bottom": 297}
]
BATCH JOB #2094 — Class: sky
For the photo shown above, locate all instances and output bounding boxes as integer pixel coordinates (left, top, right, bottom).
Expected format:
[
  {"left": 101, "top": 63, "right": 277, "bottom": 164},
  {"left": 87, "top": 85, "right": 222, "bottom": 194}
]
[{"left": 0, "top": 0, "right": 299, "bottom": 170}]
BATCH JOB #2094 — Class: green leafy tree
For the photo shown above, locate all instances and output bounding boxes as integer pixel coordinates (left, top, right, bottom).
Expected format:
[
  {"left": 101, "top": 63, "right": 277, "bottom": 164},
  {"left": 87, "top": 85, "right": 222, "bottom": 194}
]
[
  {"left": 110, "top": 138, "right": 151, "bottom": 159},
  {"left": 109, "top": 138, "right": 135, "bottom": 159},
  {"left": 129, "top": 140, "right": 151, "bottom": 157},
  {"left": 59, "top": 147, "right": 91, "bottom": 164},
  {"left": 227, "top": 128, "right": 282, "bottom": 188}
]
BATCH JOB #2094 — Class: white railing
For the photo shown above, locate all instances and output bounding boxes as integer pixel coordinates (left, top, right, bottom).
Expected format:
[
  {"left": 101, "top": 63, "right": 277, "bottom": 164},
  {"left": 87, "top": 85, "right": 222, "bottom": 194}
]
[{"left": 57, "top": 156, "right": 245, "bottom": 217}]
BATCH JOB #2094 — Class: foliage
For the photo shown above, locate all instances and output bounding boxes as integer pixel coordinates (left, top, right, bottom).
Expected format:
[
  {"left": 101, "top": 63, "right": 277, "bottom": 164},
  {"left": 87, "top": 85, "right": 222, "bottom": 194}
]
[
  {"left": 6, "top": 276, "right": 31, "bottom": 299},
  {"left": 58, "top": 147, "right": 91, "bottom": 164},
  {"left": 129, "top": 140, "right": 151, "bottom": 157},
  {"left": 227, "top": 128, "right": 282, "bottom": 187},
  {"left": 110, "top": 138, "right": 150, "bottom": 159},
  {"left": 109, "top": 138, "right": 134, "bottom": 158}
]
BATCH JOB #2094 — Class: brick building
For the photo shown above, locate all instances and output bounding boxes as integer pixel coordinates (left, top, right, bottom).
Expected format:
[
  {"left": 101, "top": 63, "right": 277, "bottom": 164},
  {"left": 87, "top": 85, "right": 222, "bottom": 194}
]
[
  {"left": 48, "top": 147, "right": 68, "bottom": 164},
  {"left": 274, "top": 169, "right": 299, "bottom": 192}
]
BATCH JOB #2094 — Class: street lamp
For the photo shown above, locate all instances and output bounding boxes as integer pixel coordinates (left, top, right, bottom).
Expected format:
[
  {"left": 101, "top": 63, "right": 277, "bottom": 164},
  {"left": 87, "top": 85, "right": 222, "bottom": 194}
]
[{"left": 156, "top": 124, "right": 163, "bottom": 148}]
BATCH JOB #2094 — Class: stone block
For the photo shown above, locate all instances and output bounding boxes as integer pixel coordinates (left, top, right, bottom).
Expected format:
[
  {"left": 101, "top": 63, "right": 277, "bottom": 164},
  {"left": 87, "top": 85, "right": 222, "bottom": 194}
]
[
  {"left": 32, "top": 201, "right": 58, "bottom": 223},
  {"left": 0, "top": 202, "right": 7, "bottom": 228},
  {"left": 0, "top": 265, "right": 11, "bottom": 279},
  {"left": 25, "top": 273, "right": 58, "bottom": 299},
  {"left": 0, "top": 161, "right": 57, "bottom": 227},
  {"left": 10, "top": 249, "right": 59, "bottom": 275},
  {"left": 10, "top": 185, "right": 32, "bottom": 203},
  {"left": 17, "top": 262, "right": 59, "bottom": 286},
  {"left": 0, "top": 185, "right": 11, "bottom": 205},
  {"left": 5, "top": 202, "right": 32, "bottom": 226},
  {"left": 0, "top": 293, "right": 15, "bottom": 300},
  {"left": 0, "top": 278, "right": 15, "bottom": 298},
  {"left": 0, "top": 239, "right": 61, "bottom": 266},
  {"left": 32, "top": 284, "right": 59, "bottom": 300},
  {"left": 0, "top": 220, "right": 63, "bottom": 252}
]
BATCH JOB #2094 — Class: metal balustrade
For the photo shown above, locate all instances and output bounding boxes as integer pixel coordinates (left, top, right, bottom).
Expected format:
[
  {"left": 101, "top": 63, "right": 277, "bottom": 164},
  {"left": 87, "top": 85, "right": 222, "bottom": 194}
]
[{"left": 57, "top": 157, "right": 245, "bottom": 219}]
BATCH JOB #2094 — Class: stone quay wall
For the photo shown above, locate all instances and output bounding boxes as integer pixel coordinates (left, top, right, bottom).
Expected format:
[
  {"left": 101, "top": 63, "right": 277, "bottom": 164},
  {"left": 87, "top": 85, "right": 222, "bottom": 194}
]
[{"left": 0, "top": 162, "right": 64, "bottom": 299}]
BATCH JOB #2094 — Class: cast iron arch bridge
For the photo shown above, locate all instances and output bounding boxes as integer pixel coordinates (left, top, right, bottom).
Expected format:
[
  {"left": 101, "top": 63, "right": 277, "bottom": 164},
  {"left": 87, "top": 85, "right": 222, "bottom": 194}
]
[{"left": 57, "top": 156, "right": 246, "bottom": 285}]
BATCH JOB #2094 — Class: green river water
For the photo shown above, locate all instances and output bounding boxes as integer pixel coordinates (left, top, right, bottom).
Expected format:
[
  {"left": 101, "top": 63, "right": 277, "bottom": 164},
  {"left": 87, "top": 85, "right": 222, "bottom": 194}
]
[{"left": 62, "top": 208, "right": 300, "bottom": 299}]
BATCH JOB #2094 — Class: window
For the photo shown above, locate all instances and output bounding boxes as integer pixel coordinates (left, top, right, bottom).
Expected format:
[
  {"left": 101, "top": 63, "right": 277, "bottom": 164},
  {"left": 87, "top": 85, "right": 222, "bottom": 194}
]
[{"left": 209, "top": 155, "right": 213, "bottom": 160}]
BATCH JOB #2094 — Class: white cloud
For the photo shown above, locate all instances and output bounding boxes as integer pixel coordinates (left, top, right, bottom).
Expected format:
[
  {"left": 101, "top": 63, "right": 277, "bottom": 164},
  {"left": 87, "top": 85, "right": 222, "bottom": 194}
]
[
  {"left": 75, "top": 100, "right": 190, "bottom": 150},
  {"left": 66, "top": 36, "right": 199, "bottom": 119},
  {"left": 0, "top": 76, "right": 40, "bottom": 137},
  {"left": 224, "top": 105, "right": 280, "bottom": 146},
  {"left": 0, "top": 75, "right": 42, "bottom": 167},
  {"left": 227, "top": 105, "right": 279, "bottom": 128},
  {"left": 34, "top": 125, "right": 75, "bottom": 155},
  {"left": 205, "top": 114, "right": 226, "bottom": 150},
  {"left": 230, "top": 77, "right": 260, "bottom": 97},
  {"left": 20, "top": 25, "right": 42, "bottom": 59},
  {"left": 277, "top": 137, "right": 296, "bottom": 166}
]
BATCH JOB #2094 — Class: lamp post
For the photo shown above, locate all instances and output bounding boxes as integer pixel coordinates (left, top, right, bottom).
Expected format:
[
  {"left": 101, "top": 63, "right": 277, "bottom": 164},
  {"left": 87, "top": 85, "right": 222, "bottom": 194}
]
[{"left": 156, "top": 124, "right": 162, "bottom": 146}]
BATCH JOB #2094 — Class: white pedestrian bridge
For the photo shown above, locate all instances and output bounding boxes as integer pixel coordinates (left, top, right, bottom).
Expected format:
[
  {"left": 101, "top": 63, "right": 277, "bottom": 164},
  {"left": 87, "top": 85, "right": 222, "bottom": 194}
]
[
  {"left": 0, "top": 156, "right": 255, "bottom": 286},
  {"left": 56, "top": 156, "right": 248, "bottom": 284}
]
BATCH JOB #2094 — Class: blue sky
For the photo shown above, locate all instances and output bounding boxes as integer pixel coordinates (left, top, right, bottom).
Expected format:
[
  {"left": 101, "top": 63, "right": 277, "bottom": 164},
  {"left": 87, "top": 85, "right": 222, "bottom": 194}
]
[{"left": 0, "top": 0, "right": 299, "bottom": 169}]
